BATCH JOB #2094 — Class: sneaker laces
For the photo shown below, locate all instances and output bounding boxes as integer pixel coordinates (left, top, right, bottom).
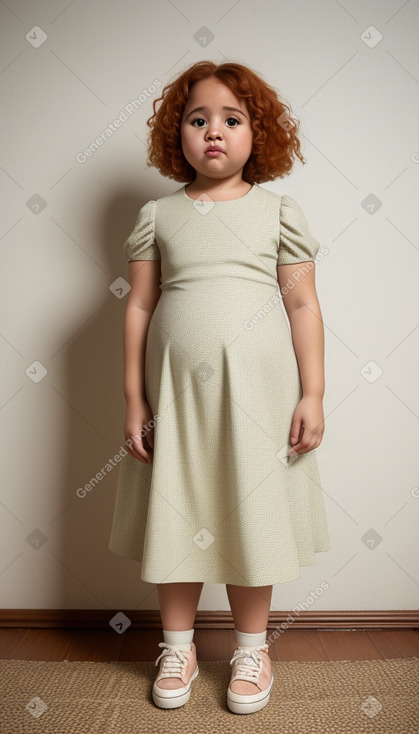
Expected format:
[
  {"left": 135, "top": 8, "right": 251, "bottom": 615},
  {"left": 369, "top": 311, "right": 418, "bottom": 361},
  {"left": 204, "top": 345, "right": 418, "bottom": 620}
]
[
  {"left": 229, "top": 642, "right": 269, "bottom": 683},
  {"left": 155, "top": 642, "right": 191, "bottom": 680}
]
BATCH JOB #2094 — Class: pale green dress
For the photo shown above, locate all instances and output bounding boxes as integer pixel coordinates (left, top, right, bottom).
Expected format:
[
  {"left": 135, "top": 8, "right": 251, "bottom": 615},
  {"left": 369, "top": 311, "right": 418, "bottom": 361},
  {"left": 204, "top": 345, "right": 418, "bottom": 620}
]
[{"left": 108, "top": 184, "right": 331, "bottom": 586}]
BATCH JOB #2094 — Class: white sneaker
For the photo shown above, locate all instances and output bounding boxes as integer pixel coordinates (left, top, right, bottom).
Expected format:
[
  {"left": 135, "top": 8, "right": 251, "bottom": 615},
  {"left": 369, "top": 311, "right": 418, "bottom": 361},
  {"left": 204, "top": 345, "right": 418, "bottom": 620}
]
[{"left": 152, "top": 641, "right": 199, "bottom": 709}]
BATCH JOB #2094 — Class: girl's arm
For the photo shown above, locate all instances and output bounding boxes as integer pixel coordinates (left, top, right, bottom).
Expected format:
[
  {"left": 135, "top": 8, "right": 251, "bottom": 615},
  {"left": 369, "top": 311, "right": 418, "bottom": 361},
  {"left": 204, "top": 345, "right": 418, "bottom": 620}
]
[
  {"left": 277, "top": 263, "right": 324, "bottom": 397},
  {"left": 124, "top": 260, "right": 161, "bottom": 403},
  {"left": 277, "top": 263, "right": 325, "bottom": 454}
]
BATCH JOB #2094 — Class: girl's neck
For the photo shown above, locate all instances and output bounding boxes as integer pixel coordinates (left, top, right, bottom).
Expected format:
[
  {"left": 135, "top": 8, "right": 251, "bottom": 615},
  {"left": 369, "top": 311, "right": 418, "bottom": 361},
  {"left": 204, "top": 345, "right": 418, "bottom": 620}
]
[{"left": 185, "top": 180, "right": 253, "bottom": 202}]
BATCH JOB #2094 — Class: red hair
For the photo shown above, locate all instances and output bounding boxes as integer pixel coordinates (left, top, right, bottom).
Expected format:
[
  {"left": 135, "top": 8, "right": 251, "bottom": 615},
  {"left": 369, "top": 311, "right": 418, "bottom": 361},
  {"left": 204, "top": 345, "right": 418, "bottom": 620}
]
[{"left": 145, "top": 60, "right": 306, "bottom": 184}]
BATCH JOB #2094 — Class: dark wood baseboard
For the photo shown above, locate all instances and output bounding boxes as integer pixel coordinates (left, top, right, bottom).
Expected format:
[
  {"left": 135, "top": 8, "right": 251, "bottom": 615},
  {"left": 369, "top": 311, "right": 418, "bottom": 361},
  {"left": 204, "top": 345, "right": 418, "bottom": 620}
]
[{"left": 0, "top": 609, "right": 418, "bottom": 629}]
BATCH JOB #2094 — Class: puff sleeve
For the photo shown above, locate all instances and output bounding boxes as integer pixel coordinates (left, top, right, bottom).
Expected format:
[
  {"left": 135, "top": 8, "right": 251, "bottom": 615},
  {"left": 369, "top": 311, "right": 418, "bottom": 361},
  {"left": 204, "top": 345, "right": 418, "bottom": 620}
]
[
  {"left": 124, "top": 200, "right": 160, "bottom": 261},
  {"left": 277, "top": 195, "right": 320, "bottom": 266}
]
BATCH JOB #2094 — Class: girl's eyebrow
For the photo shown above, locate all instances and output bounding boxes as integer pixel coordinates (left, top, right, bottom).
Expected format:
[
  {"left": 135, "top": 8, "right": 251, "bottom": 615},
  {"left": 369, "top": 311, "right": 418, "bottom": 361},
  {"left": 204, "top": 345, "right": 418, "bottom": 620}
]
[{"left": 185, "top": 105, "right": 247, "bottom": 120}]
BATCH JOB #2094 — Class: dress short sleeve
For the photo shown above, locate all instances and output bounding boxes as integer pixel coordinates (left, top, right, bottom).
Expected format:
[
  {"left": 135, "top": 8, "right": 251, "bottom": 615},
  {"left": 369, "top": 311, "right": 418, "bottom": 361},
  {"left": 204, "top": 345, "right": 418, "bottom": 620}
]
[
  {"left": 277, "top": 195, "right": 320, "bottom": 266},
  {"left": 124, "top": 200, "right": 160, "bottom": 261}
]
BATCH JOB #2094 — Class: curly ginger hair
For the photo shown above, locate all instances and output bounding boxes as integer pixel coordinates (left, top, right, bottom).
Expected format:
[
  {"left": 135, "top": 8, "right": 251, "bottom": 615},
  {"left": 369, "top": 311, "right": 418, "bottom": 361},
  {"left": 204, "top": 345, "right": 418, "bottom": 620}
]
[{"left": 145, "top": 60, "right": 306, "bottom": 185}]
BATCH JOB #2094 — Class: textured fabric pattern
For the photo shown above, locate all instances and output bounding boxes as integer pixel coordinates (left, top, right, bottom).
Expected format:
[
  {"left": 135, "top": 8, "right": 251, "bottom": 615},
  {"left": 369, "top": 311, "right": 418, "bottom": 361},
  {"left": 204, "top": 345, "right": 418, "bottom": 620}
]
[{"left": 108, "top": 184, "right": 331, "bottom": 585}]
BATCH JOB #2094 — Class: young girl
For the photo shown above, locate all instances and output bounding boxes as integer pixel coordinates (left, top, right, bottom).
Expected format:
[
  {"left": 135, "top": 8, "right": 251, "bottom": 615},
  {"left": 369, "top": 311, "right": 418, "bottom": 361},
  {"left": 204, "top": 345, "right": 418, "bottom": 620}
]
[{"left": 109, "top": 59, "right": 331, "bottom": 715}]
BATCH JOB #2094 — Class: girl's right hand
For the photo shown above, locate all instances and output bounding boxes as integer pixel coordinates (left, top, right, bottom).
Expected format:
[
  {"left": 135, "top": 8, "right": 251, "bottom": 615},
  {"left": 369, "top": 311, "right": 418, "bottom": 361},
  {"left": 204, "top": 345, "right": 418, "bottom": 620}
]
[{"left": 124, "top": 399, "right": 155, "bottom": 464}]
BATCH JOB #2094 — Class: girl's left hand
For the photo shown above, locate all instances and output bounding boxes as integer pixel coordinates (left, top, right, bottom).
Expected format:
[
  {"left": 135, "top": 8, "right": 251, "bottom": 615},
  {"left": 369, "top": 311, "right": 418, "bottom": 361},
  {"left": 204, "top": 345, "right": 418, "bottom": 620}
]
[{"left": 288, "top": 395, "right": 325, "bottom": 458}]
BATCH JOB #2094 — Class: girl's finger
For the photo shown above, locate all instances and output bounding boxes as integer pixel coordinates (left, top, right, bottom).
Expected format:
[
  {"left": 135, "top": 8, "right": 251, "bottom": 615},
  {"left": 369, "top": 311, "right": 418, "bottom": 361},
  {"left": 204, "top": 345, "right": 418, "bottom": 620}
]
[{"left": 129, "top": 435, "right": 151, "bottom": 463}]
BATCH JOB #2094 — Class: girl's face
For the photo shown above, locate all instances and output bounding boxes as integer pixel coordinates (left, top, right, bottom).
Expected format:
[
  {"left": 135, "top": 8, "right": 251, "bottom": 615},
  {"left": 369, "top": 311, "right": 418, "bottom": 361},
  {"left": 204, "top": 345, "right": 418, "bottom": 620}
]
[{"left": 180, "top": 77, "right": 253, "bottom": 184}]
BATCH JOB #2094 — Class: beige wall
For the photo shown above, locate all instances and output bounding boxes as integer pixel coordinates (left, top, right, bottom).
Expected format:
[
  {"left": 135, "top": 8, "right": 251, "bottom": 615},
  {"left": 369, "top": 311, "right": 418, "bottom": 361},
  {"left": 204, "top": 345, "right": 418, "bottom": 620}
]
[{"left": 1, "top": 0, "right": 418, "bottom": 613}]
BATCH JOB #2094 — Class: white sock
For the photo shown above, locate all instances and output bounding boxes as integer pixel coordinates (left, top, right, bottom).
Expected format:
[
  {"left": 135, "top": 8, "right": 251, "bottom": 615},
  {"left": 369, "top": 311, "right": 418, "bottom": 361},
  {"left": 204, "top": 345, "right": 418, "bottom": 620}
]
[
  {"left": 234, "top": 627, "right": 267, "bottom": 649},
  {"left": 162, "top": 628, "right": 194, "bottom": 648}
]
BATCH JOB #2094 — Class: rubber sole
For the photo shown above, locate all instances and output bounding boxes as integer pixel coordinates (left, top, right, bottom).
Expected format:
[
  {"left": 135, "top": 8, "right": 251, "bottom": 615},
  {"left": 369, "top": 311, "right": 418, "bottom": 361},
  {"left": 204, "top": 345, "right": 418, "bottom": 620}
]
[
  {"left": 227, "top": 674, "right": 274, "bottom": 714},
  {"left": 152, "top": 665, "right": 199, "bottom": 709}
]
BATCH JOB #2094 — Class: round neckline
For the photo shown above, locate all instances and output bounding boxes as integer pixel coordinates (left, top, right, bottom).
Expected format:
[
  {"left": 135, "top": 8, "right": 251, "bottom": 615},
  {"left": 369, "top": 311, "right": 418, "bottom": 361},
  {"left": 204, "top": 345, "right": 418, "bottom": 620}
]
[{"left": 183, "top": 184, "right": 256, "bottom": 203}]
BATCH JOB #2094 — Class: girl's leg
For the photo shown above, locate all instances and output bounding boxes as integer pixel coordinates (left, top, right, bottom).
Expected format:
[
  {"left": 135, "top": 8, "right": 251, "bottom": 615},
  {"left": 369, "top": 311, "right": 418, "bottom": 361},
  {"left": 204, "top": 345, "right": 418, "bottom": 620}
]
[
  {"left": 226, "top": 584, "right": 273, "bottom": 633},
  {"left": 157, "top": 582, "right": 204, "bottom": 630},
  {"left": 153, "top": 582, "right": 203, "bottom": 701},
  {"left": 225, "top": 584, "right": 274, "bottom": 705}
]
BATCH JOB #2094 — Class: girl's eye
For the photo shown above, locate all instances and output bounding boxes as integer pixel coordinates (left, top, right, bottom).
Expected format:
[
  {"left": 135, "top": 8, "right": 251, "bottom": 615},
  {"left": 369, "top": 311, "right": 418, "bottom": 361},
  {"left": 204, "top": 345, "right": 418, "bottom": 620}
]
[{"left": 191, "top": 117, "right": 240, "bottom": 127}]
